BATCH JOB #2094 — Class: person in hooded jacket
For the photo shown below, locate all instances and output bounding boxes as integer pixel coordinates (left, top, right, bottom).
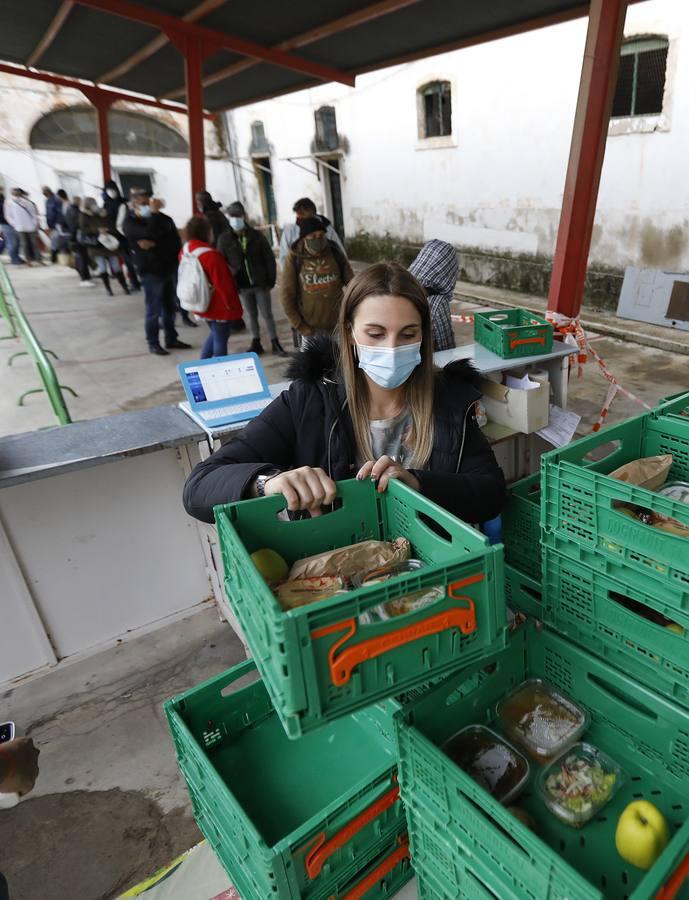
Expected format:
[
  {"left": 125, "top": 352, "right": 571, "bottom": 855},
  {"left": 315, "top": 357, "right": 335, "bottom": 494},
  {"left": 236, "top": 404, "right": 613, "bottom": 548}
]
[
  {"left": 280, "top": 218, "right": 354, "bottom": 341},
  {"left": 78, "top": 198, "right": 130, "bottom": 296},
  {"left": 183, "top": 262, "right": 505, "bottom": 526},
  {"left": 408, "top": 240, "right": 458, "bottom": 352}
]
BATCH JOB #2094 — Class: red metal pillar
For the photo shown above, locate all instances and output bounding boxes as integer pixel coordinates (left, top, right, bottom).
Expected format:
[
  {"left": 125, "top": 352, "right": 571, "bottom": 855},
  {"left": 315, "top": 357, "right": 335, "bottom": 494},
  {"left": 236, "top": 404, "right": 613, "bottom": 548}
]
[
  {"left": 167, "top": 31, "right": 208, "bottom": 211},
  {"left": 547, "top": 0, "right": 628, "bottom": 318},
  {"left": 82, "top": 87, "right": 113, "bottom": 186}
]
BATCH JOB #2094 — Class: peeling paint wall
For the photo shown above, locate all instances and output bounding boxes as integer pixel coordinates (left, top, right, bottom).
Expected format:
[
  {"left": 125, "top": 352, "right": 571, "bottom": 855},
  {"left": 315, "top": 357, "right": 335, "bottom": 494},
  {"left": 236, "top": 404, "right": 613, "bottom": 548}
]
[
  {"left": 226, "top": 0, "right": 688, "bottom": 275},
  {"left": 0, "top": 72, "right": 233, "bottom": 226}
]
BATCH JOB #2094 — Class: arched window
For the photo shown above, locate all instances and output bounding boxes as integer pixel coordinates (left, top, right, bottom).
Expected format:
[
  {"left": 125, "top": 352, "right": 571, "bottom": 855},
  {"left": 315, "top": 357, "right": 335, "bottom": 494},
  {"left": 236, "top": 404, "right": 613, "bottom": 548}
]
[
  {"left": 418, "top": 81, "right": 452, "bottom": 138},
  {"left": 612, "top": 37, "right": 668, "bottom": 118},
  {"left": 30, "top": 107, "right": 188, "bottom": 156}
]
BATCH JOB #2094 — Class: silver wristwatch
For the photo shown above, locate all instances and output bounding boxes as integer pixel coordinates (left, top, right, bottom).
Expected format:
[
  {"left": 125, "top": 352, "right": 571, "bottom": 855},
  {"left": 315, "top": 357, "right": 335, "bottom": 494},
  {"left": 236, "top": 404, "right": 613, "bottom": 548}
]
[{"left": 255, "top": 470, "right": 280, "bottom": 497}]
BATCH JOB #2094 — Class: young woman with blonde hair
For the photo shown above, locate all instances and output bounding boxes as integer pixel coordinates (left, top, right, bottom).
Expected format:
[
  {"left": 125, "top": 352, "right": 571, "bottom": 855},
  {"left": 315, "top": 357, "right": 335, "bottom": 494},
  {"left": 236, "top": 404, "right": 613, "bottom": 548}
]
[{"left": 183, "top": 262, "right": 505, "bottom": 524}]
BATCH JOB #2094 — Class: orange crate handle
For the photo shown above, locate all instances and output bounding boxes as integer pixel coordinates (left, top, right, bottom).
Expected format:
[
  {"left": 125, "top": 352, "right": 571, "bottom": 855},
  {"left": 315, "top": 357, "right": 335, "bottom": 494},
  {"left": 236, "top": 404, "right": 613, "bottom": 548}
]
[
  {"left": 312, "top": 574, "right": 482, "bottom": 687},
  {"left": 304, "top": 778, "right": 400, "bottom": 879},
  {"left": 656, "top": 850, "right": 689, "bottom": 899},
  {"left": 330, "top": 836, "right": 410, "bottom": 900},
  {"left": 509, "top": 335, "right": 547, "bottom": 350}
]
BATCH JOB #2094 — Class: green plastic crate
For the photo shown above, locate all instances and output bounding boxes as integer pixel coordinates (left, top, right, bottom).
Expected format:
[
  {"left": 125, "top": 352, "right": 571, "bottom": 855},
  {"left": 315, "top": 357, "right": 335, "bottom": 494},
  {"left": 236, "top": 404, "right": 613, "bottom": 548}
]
[
  {"left": 395, "top": 622, "right": 689, "bottom": 900},
  {"left": 540, "top": 544, "right": 689, "bottom": 708},
  {"left": 653, "top": 390, "right": 689, "bottom": 421},
  {"left": 474, "top": 308, "right": 554, "bottom": 359},
  {"left": 215, "top": 478, "right": 506, "bottom": 738},
  {"left": 541, "top": 413, "right": 689, "bottom": 597},
  {"left": 502, "top": 474, "right": 542, "bottom": 580},
  {"left": 165, "top": 658, "right": 410, "bottom": 899},
  {"left": 505, "top": 563, "right": 544, "bottom": 619}
]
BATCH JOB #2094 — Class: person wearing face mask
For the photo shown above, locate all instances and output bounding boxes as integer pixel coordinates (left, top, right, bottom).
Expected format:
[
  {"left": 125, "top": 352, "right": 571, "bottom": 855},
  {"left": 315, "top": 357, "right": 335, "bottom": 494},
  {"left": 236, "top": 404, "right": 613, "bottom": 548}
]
[
  {"left": 182, "top": 263, "right": 505, "bottom": 526},
  {"left": 123, "top": 190, "right": 191, "bottom": 356},
  {"left": 280, "top": 218, "right": 354, "bottom": 343},
  {"left": 278, "top": 197, "right": 346, "bottom": 267},
  {"left": 216, "top": 201, "right": 286, "bottom": 357}
]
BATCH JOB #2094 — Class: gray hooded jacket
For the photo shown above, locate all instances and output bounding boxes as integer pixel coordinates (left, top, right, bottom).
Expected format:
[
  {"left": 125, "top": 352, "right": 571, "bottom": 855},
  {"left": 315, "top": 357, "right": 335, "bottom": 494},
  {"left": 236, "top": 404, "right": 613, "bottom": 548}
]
[{"left": 408, "top": 239, "right": 458, "bottom": 351}]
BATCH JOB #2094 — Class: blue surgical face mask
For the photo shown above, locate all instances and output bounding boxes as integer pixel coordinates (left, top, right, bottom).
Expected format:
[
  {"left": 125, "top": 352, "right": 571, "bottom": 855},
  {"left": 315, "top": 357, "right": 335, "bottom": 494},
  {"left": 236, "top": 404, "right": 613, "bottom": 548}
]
[
  {"left": 229, "top": 216, "right": 245, "bottom": 231},
  {"left": 138, "top": 203, "right": 152, "bottom": 218},
  {"left": 355, "top": 341, "right": 422, "bottom": 389}
]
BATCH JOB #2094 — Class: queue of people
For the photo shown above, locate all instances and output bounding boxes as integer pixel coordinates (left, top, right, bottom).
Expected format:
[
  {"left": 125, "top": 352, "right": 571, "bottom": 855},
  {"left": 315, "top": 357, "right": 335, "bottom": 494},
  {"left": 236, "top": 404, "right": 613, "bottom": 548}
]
[{"left": 1, "top": 183, "right": 460, "bottom": 370}]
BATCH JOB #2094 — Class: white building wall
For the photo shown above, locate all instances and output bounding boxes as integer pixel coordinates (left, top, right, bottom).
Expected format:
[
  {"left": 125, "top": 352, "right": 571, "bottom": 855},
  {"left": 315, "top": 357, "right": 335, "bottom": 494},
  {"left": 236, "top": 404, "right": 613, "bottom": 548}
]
[
  {"left": 226, "top": 0, "right": 689, "bottom": 271},
  {"left": 0, "top": 72, "right": 235, "bottom": 226}
]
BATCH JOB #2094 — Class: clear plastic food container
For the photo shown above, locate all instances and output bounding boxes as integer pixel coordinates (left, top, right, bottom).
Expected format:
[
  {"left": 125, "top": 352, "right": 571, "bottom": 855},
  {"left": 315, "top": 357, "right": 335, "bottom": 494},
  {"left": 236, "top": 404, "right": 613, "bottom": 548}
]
[
  {"left": 440, "top": 724, "right": 530, "bottom": 804},
  {"left": 539, "top": 742, "right": 625, "bottom": 828},
  {"left": 496, "top": 678, "right": 589, "bottom": 762}
]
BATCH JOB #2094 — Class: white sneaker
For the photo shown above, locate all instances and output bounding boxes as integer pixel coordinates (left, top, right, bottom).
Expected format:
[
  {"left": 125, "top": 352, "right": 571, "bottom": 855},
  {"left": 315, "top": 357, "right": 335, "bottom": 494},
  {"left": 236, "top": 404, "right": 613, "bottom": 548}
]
[{"left": 80, "top": 280, "right": 96, "bottom": 287}]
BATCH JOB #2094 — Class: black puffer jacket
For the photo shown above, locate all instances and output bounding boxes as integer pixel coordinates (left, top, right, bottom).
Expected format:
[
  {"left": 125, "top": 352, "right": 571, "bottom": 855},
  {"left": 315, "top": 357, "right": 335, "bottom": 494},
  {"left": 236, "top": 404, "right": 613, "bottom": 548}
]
[{"left": 183, "top": 337, "right": 505, "bottom": 524}]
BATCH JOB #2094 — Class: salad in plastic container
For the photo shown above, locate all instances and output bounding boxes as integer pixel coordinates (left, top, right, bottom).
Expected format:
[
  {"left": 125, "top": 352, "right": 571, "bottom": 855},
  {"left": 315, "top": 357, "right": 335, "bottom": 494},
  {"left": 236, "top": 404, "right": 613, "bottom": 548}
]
[
  {"left": 539, "top": 742, "right": 625, "bottom": 828},
  {"left": 441, "top": 724, "right": 530, "bottom": 804},
  {"left": 496, "top": 678, "right": 589, "bottom": 762}
]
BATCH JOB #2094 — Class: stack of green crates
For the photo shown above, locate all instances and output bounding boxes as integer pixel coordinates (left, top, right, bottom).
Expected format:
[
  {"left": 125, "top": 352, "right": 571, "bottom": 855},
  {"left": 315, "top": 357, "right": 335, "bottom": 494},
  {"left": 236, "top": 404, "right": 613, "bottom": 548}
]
[
  {"left": 395, "top": 622, "right": 689, "bottom": 899},
  {"left": 394, "top": 389, "right": 689, "bottom": 899},
  {"left": 165, "top": 478, "right": 508, "bottom": 898},
  {"left": 502, "top": 472, "right": 544, "bottom": 618}
]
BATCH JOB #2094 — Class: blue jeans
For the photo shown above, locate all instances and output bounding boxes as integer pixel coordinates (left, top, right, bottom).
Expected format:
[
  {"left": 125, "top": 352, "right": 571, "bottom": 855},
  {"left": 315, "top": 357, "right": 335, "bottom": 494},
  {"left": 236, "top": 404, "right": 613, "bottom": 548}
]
[
  {"left": 201, "top": 320, "right": 232, "bottom": 359},
  {"left": 140, "top": 273, "right": 178, "bottom": 348},
  {"left": 0, "top": 223, "right": 21, "bottom": 264}
]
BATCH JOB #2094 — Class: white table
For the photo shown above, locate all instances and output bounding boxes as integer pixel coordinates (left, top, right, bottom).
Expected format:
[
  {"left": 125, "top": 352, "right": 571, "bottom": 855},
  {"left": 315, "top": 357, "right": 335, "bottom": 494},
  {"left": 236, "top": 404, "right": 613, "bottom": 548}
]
[{"left": 434, "top": 340, "right": 573, "bottom": 408}]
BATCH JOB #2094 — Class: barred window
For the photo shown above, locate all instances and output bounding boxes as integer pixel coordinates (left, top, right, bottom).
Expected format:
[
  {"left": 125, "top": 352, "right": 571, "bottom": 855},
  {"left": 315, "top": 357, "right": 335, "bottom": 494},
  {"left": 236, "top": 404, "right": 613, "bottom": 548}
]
[
  {"left": 419, "top": 81, "right": 452, "bottom": 138},
  {"left": 314, "top": 106, "right": 339, "bottom": 152},
  {"left": 612, "top": 37, "right": 668, "bottom": 118},
  {"left": 250, "top": 120, "right": 269, "bottom": 154}
]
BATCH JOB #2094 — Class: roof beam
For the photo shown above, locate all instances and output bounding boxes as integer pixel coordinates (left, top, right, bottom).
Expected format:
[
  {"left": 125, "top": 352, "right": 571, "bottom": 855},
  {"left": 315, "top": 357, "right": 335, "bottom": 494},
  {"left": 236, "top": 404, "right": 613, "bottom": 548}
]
[
  {"left": 72, "top": 0, "right": 355, "bottom": 87},
  {"left": 0, "top": 61, "right": 214, "bottom": 118},
  {"left": 163, "top": 0, "right": 418, "bottom": 100},
  {"left": 97, "top": 0, "right": 228, "bottom": 85},
  {"left": 27, "top": 0, "right": 74, "bottom": 68},
  {"left": 351, "top": 0, "right": 648, "bottom": 76}
]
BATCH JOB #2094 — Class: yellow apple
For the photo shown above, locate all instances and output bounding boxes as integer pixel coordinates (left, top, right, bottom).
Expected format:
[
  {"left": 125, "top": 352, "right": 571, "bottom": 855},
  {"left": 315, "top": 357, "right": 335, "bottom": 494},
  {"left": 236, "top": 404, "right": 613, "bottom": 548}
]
[
  {"left": 665, "top": 622, "right": 684, "bottom": 636},
  {"left": 615, "top": 801, "right": 670, "bottom": 870},
  {"left": 250, "top": 548, "right": 289, "bottom": 586}
]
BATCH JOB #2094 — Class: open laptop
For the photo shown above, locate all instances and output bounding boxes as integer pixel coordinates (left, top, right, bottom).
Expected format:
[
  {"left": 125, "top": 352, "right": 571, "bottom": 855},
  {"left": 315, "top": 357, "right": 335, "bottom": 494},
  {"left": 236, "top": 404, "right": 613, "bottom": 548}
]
[{"left": 177, "top": 353, "right": 273, "bottom": 427}]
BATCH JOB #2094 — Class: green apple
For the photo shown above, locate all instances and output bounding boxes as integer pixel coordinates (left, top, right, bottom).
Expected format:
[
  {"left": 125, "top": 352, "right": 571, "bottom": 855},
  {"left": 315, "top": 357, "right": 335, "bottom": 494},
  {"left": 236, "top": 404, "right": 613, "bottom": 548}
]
[
  {"left": 665, "top": 622, "right": 684, "bottom": 636},
  {"left": 250, "top": 548, "right": 289, "bottom": 586},
  {"left": 615, "top": 801, "right": 670, "bottom": 870}
]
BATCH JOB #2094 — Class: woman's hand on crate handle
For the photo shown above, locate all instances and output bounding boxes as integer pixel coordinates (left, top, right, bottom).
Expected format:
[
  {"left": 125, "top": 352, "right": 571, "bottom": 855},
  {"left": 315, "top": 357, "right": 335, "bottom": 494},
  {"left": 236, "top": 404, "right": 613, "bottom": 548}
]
[
  {"left": 357, "top": 456, "right": 420, "bottom": 493},
  {"left": 262, "top": 467, "right": 337, "bottom": 517}
]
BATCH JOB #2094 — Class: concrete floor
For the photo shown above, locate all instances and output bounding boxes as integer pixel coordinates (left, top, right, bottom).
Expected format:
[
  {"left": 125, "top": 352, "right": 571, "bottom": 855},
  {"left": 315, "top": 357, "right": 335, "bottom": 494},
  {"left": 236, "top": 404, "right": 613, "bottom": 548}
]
[
  {"left": 0, "top": 607, "right": 245, "bottom": 899},
  {"left": 1, "top": 263, "right": 296, "bottom": 437},
  {"left": 1, "top": 261, "right": 688, "bottom": 899}
]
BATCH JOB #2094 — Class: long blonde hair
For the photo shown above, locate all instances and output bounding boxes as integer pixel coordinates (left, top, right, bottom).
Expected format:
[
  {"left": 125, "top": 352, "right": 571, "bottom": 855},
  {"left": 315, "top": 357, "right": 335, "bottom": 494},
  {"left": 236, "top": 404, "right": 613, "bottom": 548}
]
[{"left": 336, "top": 262, "right": 435, "bottom": 468}]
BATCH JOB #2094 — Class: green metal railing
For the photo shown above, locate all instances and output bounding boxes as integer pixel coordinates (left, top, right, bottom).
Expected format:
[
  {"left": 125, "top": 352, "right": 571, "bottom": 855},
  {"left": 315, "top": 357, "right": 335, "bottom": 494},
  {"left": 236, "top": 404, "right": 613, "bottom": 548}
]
[{"left": 0, "top": 262, "right": 75, "bottom": 425}]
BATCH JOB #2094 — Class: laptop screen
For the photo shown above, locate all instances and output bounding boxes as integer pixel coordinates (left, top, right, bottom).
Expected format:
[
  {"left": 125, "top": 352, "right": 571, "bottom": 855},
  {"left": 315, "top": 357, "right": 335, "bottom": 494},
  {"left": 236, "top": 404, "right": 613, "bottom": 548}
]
[{"left": 184, "top": 357, "right": 263, "bottom": 404}]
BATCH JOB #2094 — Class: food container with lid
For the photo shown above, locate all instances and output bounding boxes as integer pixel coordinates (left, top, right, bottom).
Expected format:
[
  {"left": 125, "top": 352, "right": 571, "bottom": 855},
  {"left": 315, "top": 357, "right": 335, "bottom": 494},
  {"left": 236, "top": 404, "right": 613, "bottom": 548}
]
[
  {"left": 496, "top": 678, "right": 589, "bottom": 762},
  {"left": 538, "top": 742, "right": 625, "bottom": 828},
  {"left": 440, "top": 724, "right": 530, "bottom": 804}
]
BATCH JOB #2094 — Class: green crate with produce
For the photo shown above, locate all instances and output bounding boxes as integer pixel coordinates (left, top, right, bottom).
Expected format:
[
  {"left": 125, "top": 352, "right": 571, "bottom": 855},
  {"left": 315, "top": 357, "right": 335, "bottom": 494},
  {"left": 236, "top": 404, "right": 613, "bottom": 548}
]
[
  {"left": 541, "top": 413, "right": 689, "bottom": 598},
  {"left": 395, "top": 621, "right": 689, "bottom": 900},
  {"left": 164, "top": 658, "right": 410, "bottom": 900},
  {"left": 215, "top": 478, "right": 506, "bottom": 739}
]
